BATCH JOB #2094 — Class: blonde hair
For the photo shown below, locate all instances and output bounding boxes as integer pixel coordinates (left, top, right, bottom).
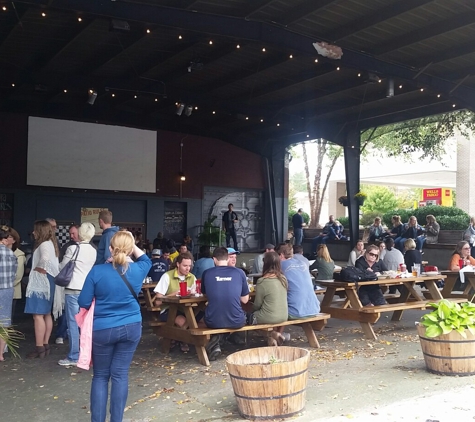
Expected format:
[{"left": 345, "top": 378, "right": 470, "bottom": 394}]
[
  {"left": 110, "top": 231, "right": 134, "bottom": 272},
  {"left": 317, "top": 244, "right": 332, "bottom": 263},
  {"left": 426, "top": 214, "right": 436, "bottom": 224},
  {"left": 392, "top": 215, "right": 401, "bottom": 225},
  {"left": 404, "top": 238, "right": 416, "bottom": 250},
  {"left": 78, "top": 222, "right": 96, "bottom": 242}
]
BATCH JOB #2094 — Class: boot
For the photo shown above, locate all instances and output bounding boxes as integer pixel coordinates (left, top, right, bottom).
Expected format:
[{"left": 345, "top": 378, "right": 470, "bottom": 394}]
[
  {"left": 43, "top": 344, "right": 50, "bottom": 356},
  {"left": 27, "top": 346, "right": 46, "bottom": 359}
]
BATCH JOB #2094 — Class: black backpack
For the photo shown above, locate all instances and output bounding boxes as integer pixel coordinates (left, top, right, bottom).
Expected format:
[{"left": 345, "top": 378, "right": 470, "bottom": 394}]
[{"left": 335, "top": 266, "right": 378, "bottom": 283}]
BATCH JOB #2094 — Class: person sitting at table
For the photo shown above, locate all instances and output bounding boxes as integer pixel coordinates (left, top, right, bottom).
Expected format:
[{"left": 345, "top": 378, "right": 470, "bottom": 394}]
[
  {"left": 201, "top": 247, "right": 249, "bottom": 361},
  {"left": 395, "top": 216, "right": 424, "bottom": 252},
  {"left": 347, "top": 240, "right": 365, "bottom": 266},
  {"left": 383, "top": 238, "right": 404, "bottom": 294},
  {"left": 191, "top": 245, "right": 214, "bottom": 279},
  {"left": 448, "top": 241, "right": 475, "bottom": 271},
  {"left": 293, "top": 245, "right": 310, "bottom": 268},
  {"left": 310, "top": 245, "right": 335, "bottom": 281},
  {"left": 376, "top": 240, "right": 386, "bottom": 261},
  {"left": 385, "top": 215, "right": 403, "bottom": 239},
  {"left": 153, "top": 252, "right": 196, "bottom": 353},
  {"left": 276, "top": 243, "right": 320, "bottom": 342},
  {"left": 404, "top": 238, "right": 423, "bottom": 271},
  {"left": 355, "top": 244, "right": 388, "bottom": 306},
  {"left": 250, "top": 252, "right": 288, "bottom": 343},
  {"left": 252, "top": 244, "right": 275, "bottom": 274},
  {"left": 368, "top": 217, "right": 385, "bottom": 242},
  {"left": 147, "top": 249, "right": 169, "bottom": 282}
]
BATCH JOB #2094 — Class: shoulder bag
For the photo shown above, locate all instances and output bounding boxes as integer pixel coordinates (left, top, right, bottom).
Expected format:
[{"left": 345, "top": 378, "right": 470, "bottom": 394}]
[
  {"left": 116, "top": 267, "right": 140, "bottom": 305},
  {"left": 55, "top": 245, "right": 80, "bottom": 287}
]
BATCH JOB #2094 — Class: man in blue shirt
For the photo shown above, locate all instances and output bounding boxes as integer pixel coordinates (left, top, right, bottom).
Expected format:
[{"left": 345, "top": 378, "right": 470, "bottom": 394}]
[
  {"left": 201, "top": 247, "right": 249, "bottom": 360},
  {"left": 191, "top": 245, "right": 214, "bottom": 279},
  {"left": 147, "top": 249, "right": 169, "bottom": 282},
  {"left": 95, "top": 210, "right": 119, "bottom": 265}
]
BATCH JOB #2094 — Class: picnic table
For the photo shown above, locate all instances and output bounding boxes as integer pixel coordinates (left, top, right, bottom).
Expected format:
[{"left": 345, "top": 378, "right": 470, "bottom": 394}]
[
  {"left": 317, "top": 274, "right": 466, "bottom": 340},
  {"left": 439, "top": 270, "right": 475, "bottom": 301}
]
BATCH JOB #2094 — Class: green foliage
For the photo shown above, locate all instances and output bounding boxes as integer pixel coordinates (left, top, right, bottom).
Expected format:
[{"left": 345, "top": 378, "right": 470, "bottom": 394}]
[
  {"left": 361, "top": 186, "right": 398, "bottom": 215},
  {"left": 288, "top": 210, "right": 310, "bottom": 228},
  {"left": 0, "top": 324, "right": 23, "bottom": 358},
  {"left": 197, "top": 216, "right": 225, "bottom": 246},
  {"left": 421, "top": 300, "right": 475, "bottom": 338},
  {"left": 382, "top": 205, "right": 469, "bottom": 229},
  {"left": 360, "top": 211, "right": 383, "bottom": 227},
  {"left": 336, "top": 216, "right": 349, "bottom": 229}
]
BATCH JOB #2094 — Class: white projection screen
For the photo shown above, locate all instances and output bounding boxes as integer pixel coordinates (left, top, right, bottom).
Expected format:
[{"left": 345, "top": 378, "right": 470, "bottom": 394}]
[{"left": 27, "top": 117, "right": 157, "bottom": 193}]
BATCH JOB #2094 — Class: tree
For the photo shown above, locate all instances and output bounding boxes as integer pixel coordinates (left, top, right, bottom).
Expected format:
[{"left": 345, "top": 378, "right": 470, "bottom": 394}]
[
  {"left": 293, "top": 110, "right": 475, "bottom": 229},
  {"left": 361, "top": 185, "right": 398, "bottom": 214}
]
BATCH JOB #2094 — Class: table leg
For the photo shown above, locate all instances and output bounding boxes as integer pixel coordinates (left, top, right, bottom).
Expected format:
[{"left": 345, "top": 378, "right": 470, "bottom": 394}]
[
  {"left": 391, "top": 284, "right": 411, "bottom": 321},
  {"left": 346, "top": 288, "right": 377, "bottom": 340},
  {"left": 466, "top": 276, "right": 475, "bottom": 302},
  {"left": 424, "top": 280, "right": 443, "bottom": 300},
  {"left": 300, "top": 322, "right": 320, "bottom": 348},
  {"left": 441, "top": 275, "right": 457, "bottom": 297},
  {"left": 321, "top": 287, "right": 337, "bottom": 307},
  {"left": 182, "top": 306, "right": 210, "bottom": 366}
]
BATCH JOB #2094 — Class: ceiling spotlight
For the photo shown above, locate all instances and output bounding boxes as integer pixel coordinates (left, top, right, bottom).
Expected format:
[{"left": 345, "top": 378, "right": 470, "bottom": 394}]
[
  {"left": 236, "top": 44, "right": 240, "bottom": 48},
  {"left": 437, "top": 94, "right": 441, "bottom": 98},
  {"left": 134, "top": 95, "right": 137, "bottom": 98},
  {"left": 184, "top": 105, "right": 193, "bottom": 117},
  {"left": 176, "top": 103, "right": 185, "bottom": 116},
  {"left": 2, "top": 6, "right": 7, "bottom": 11},
  {"left": 178, "top": 35, "right": 182, "bottom": 39},
  {"left": 336, "top": 67, "right": 340, "bottom": 70},
  {"left": 146, "top": 29, "right": 151, "bottom": 34},
  {"left": 78, "top": 17, "right": 82, "bottom": 22},
  {"left": 212, "top": 111, "right": 216, "bottom": 114},
  {"left": 357, "top": 73, "right": 361, "bottom": 77},
  {"left": 262, "top": 47, "right": 266, "bottom": 52},
  {"left": 179, "top": 172, "right": 186, "bottom": 182},
  {"left": 399, "top": 85, "right": 403, "bottom": 89},
  {"left": 41, "top": 12, "right": 46, "bottom": 17},
  {"left": 111, "top": 93, "right": 115, "bottom": 97},
  {"left": 63, "top": 89, "right": 67, "bottom": 93},
  {"left": 260, "top": 119, "right": 264, "bottom": 122},
  {"left": 209, "top": 40, "right": 213, "bottom": 45},
  {"left": 289, "top": 54, "right": 293, "bottom": 59},
  {"left": 11, "top": 83, "right": 15, "bottom": 87},
  {"left": 420, "top": 88, "right": 424, "bottom": 92},
  {"left": 87, "top": 90, "right": 97, "bottom": 105},
  {"left": 315, "top": 59, "right": 318, "bottom": 63},
  {"left": 155, "top": 98, "right": 158, "bottom": 102}
]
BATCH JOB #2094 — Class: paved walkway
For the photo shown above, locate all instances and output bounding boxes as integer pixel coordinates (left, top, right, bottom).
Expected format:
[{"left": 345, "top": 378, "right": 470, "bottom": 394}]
[{"left": 2, "top": 309, "right": 475, "bottom": 422}]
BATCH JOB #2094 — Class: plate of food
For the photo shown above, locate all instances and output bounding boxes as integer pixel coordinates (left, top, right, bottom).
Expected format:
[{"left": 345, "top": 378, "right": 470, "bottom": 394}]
[
  {"left": 377, "top": 275, "right": 390, "bottom": 280},
  {"left": 424, "top": 271, "right": 439, "bottom": 277}
]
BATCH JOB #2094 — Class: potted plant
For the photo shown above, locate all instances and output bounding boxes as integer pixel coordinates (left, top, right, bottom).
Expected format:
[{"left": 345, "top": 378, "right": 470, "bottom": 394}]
[
  {"left": 0, "top": 323, "right": 23, "bottom": 358},
  {"left": 418, "top": 300, "right": 475, "bottom": 375},
  {"left": 338, "top": 196, "right": 349, "bottom": 207},
  {"left": 197, "top": 216, "right": 225, "bottom": 248},
  {"left": 354, "top": 191, "right": 367, "bottom": 206}
]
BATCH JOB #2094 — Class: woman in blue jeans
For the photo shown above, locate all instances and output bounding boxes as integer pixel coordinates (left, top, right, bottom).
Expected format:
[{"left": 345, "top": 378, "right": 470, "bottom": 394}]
[{"left": 79, "top": 231, "right": 151, "bottom": 422}]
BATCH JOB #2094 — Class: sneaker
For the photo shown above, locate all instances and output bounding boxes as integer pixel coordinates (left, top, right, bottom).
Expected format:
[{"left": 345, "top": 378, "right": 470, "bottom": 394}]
[
  {"left": 208, "top": 344, "right": 221, "bottom": 361},
  {"left": 281, "top": 332, "right": 291, "bottom": 342},
  {"left": 58, "top": 358, "right": 77, "bottom": 366},
  {"left": 55, "top": 337, "right": 64, "bottom": 345}
]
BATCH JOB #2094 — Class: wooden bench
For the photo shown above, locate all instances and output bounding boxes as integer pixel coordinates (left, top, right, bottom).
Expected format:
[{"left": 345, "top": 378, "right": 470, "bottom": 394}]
[{"left": 188, "top": 313, "right": 330, "bottom": 348}]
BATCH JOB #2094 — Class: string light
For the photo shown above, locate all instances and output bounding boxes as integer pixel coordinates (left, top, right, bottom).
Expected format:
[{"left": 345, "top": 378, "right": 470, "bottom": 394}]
[
  {"left": 41, "top": 12, "right": 46, "bottom": 17},
  {"left": 314, "top": 59, "right": 318, "bottom": 63},
  {"left": 260, "top": 119, "right": 264, "bottom": 122},
  {"left": 236, "top": 44, "right": 240, "bottom": 49},
  {"left": 357, "top": 73, "right": 361, "bottom": 77},
  {"left": 155, "top": 98, "right": 158, "bottom": 102},
  {"left": 111, "top": 93, "right": 115, "bottom": 97},
  {"left": 336, "top": 67, "right": 340, "bottom": 70},
  {"left": 437, "top": 94, "right": 441, "bottom": 98},
  {"left": 11, "top": 83, "right": 15, "bottom": 87},
  {"left": 2, "top": 6, "right": 7, "bottom": 11},
  {"left": 134, "top": 95, "right": 137, "bottom": 98},
  {"left": 146, "top": 29, "right": 150, "bottom": 34},
  {"left": 262, "top": 47, "right": 266, "bottom": 52},
  {"left": 399, "top": 85, "right": 403, "bottom": 89},
  {"left": 63, "top": 89, "right": 67, "bottom": 93},
  {"left": 289, "top": 54, "right": 293, "bottom": 59},
  {"left": 245, "top": 117, "right": 249, "bottom": 120},
  {"left": 378, "top": 79, "right": 382, "bottom": 83},
  {"left": 420, "top": 88, "right": 424, "bottom": 92},
  {"left": 178, "top": 35, "right": 182, "bottom": 39},
  {"left": 78, "top": 17, "right": 82, "bottom": 22},
  {"left": 276, "top": 123, "right": 280, "bottom": 126},
  {"left": 453, "top": 104, "right": 456, "bottom": 107},
  {"left": 212, "top": 111, "right": 216, "bottom": 114},
  {"left": 194, "top": 106, "right": 198, "bottom": 110},
  {"left": 209, "top": 40, "right": 213, "bottom": 45}
]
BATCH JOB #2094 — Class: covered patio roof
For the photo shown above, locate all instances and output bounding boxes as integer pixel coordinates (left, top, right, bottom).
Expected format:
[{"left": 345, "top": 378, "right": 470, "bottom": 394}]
[{"left": 1, "top": 0, "right": 475, "bottom": 155}]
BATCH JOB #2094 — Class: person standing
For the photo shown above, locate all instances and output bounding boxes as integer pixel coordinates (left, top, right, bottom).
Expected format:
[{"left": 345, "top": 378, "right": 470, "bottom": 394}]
[
  {"left": 78, "top": 231, "right": 151, "bottom": 422},
  {"left": 24, "top": 220, "right": 60, "bottom": 358},
  {"left": 58, "top": 223, "right": 97, "bottom": 367},
  {"left": 95, "top": 210, "right": 119, "bottom": 265},
  {"left": 222, "top": 203, "right": 239, "bottom": 251},
  {"left": 60, "top": 225, "right": 80, "bottom": 261},
  {"left": 0, "top": 228, "right": 18, "bottom": 361},
  {"left": 292, "top": 209, "right": 305, "bottom": 246}
]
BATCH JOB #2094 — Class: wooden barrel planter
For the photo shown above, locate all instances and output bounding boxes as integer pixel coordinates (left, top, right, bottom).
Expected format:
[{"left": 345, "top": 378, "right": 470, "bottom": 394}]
[
  {"left": 225, "top": 346, "right": 310, "bottom": 420},
  {"left": 417, "top": 324, "right": 475, "bottom": 376}
]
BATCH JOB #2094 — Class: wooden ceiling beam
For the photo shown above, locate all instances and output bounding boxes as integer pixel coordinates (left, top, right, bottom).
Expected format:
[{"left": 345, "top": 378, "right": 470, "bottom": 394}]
[{"left": 278, "top": 0, "right": 337, "bottom": 26}]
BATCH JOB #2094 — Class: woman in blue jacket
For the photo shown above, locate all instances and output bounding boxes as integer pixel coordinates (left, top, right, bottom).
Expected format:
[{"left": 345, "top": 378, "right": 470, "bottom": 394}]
[{"left": 78, "top": 231, "right": 151, "bottom": 422}]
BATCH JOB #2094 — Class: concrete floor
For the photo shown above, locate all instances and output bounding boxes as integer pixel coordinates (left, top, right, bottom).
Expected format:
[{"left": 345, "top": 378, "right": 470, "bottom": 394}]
[{"left": 2, "top": 307, "right": 475, "bottom": 422}]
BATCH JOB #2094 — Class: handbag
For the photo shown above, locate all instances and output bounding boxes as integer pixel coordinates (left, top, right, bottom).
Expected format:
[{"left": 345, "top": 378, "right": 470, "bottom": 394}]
[
  {"left": 54, "top": 245, "right": 80, "bottom": 287},
  {"left": 116, "top": 268, "right": 140, "bottom": 305}
]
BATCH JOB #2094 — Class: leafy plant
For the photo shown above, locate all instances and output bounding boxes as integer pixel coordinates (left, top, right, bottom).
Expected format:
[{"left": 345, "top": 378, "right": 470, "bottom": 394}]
[
  {"left": 336, "top": 216, "right": 349, "bottom": 229},
  {"left": 338, "top": 196, "right": 348, "bottom": 205},
  {"left": 197, "top": 216, "right": 225, "bottom": 247},
  {"left": 354, "top": 191, "right": 367, "bottom": 199},
  {"left": 420, "top": 300, "right": 475, "bottom": 338},
  {"left": 288, "top": 210, "right": 310, "bottom": 228},
  {"left": 0, "top": 323, "right": 24, "bottom": 358}
]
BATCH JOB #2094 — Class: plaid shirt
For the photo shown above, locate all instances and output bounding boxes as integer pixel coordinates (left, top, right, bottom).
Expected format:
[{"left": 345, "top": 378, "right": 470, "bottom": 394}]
[{"left": 0, "top": 244, "right": 18, "bottom": 289}]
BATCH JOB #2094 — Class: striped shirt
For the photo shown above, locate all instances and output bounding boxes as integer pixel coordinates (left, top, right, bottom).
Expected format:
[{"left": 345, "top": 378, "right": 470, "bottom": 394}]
[{"left": 0, "top": 244, "right": 18, "bottom": 289}]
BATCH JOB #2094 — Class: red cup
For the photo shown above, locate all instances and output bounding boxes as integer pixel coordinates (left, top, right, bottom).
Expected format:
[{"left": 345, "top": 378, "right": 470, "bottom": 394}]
[
  {"left": 459, "top": 259, "right": 464, "bottom": 269},
  {"left": 195, "top": 279, "right": 201, "bottom": 295},
  {"left": 179, "top": 281, "right": 188, "bottom": 296}
]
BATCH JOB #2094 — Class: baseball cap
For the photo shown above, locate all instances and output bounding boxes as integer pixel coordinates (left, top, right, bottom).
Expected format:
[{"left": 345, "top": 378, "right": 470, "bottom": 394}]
[
  {"left": 151, "top": 249, "right": 162, "bottom": 256},
  {"left": 265, "top": 243, "right": 275, "bottom": 250},
  {"left": 227, "top": 247, "right": 240, "bottom": 255}
]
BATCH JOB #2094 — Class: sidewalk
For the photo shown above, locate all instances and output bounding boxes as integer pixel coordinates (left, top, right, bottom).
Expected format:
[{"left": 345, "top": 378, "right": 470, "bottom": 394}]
[{"left": 2, "top": 309, "right": 475, "bottom": 422}]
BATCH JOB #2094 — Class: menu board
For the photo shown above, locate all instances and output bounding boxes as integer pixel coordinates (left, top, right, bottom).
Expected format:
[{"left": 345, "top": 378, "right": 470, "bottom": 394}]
[
  {"left": 0, "top": 194, "right": 14, "bottom": 226},
  {"left": 164, "top": 201, "right": 186, "bottom": 243}
]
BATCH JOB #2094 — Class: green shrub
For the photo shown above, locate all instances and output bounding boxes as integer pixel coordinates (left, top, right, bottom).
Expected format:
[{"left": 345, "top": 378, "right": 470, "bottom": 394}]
[
  {"left": 288, "top": 210, "right": 310, "bottom": 228},
  {"left": 382, "top": 206, "right": 470, "bottom": 230},
  {"left": 360, "top": 211, "right": 383, "bottom": 227},
  {"left": 336, "top": 216, "right": 349, "bottom": 229}
]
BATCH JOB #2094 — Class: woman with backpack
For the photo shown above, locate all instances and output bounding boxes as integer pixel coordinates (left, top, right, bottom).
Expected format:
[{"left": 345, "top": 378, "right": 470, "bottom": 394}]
[{"left": 355, "top": 244, "right": 388, "bottom": 306}]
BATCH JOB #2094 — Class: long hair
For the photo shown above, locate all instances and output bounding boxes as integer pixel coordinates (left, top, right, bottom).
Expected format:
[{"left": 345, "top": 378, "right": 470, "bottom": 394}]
[
  {"left": 33, "top": 220, "right": 59, "bottom": 257},
  {"left": 453, "top": 241, "right": 470, "bottom": 257},
  {"left": 110, "top": 231, "right": 134, "bottom": 273},
  {"left": 317, "top": 244, "right": 332, "bottom": 262},
  {"left": 262, "top": 251, "right": 288, "bottom": 290}
]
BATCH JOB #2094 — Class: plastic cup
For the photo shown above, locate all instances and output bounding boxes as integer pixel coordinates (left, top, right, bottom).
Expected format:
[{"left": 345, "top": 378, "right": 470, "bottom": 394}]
[
  {"left": 412, "top": 267, "right": 417, "bottom": 277},
  {"left": 195, "top": 279, "right": 201, "bottom": 295},
  {"left": 179, "top": 281, "right": 188, "bottom": 296},
  {"left": 400, "top": 263, "right": 407, "bottom": 273},
  {"left": 459, "top": 259, "right": 464, "bottom": 269}
]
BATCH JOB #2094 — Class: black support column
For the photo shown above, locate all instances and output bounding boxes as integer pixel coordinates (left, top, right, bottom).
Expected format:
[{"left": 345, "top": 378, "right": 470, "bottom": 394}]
[{"left": 343, "top": 129, "right": 361, "bottom": 248}]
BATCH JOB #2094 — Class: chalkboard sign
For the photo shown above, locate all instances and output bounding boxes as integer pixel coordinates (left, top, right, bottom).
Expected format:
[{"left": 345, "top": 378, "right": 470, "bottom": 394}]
[
  {"left": 0, "top": 193, "right": 14, "bottom": 226},
  {"left": 164, "top": 202, "right": 186, "bottom": 243}
]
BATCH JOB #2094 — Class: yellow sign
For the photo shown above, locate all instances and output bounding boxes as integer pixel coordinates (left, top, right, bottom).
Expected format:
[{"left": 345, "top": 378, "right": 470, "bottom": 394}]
[{"left": 81, "top": 207, "right": 108, "bottom": 235}]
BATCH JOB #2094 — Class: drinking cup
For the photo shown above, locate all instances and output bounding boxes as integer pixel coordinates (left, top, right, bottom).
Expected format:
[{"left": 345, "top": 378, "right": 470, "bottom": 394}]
[
  {"left": 414, "top": 263, "right": 421, "bottom": 275},
  {"left": 179, "top": 281, "right": 188, "bottom": 296},
  {"left": 195, "top": 279, "right": 202, "bottom": 295},
  {"left": 412, "top": 267, "right": 418, "bottom": 277},
  {"left": 400, "top": 263, "right": 407, "bottom": 273},
  {"left": 459, "top": 259, "right": 464, "bottom": 269}
]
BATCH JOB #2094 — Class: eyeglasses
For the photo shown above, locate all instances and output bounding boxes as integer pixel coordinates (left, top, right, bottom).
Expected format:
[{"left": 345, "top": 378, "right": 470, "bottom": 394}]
[
  {"left": 368, "top": 252, "right": 379, "bottom": 258},
  {"left": 462, "top": 247, "right": 470, "bottom": 250}
]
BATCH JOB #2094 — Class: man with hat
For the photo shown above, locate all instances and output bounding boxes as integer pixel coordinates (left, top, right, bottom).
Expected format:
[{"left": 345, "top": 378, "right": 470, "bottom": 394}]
[
  {"left": 147, "top": 249, "right": 169, "bottom": 282},
  {"left": 226, "top": 247, "right": 240, "bottom": 267},
  {"left": 252, "top": 244, "right": 275, "bottom": 274}
]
